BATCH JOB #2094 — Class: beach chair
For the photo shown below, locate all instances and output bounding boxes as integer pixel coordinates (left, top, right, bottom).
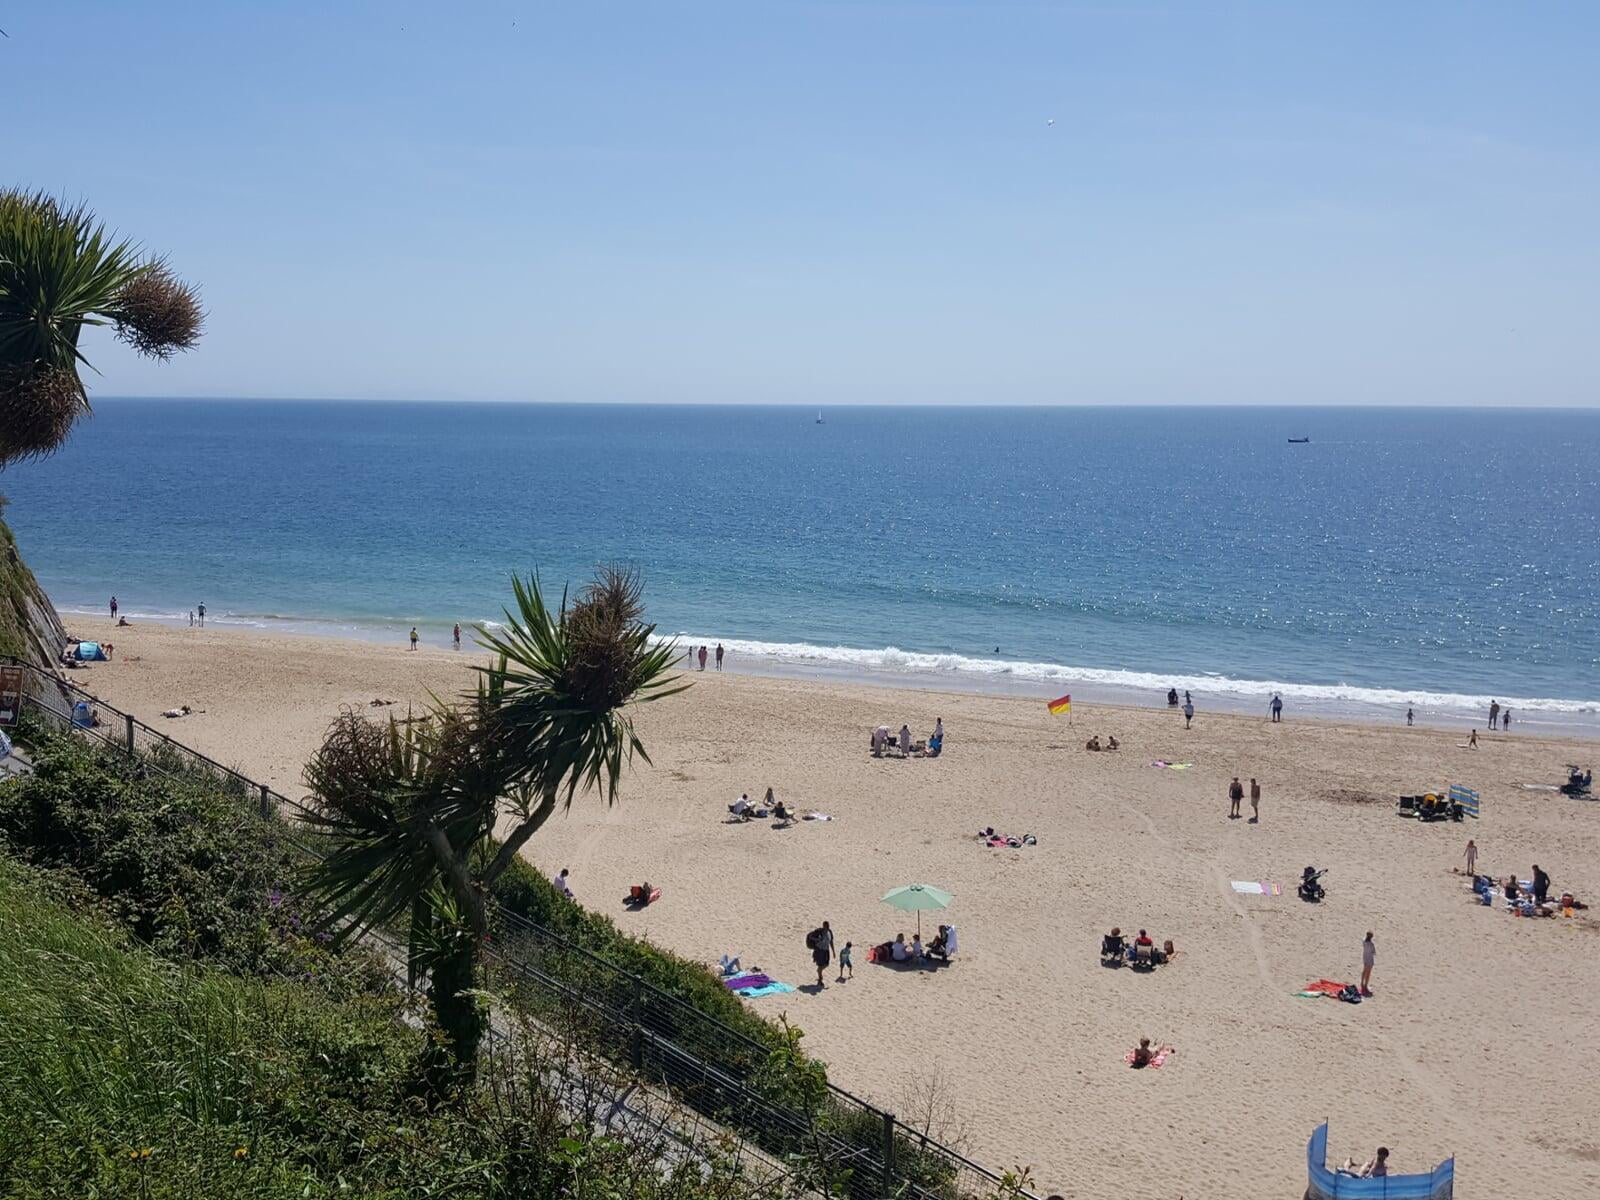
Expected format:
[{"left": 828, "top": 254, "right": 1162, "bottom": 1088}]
[
  {"left": 1100, "top": 933, "right": 1126, "bottom": 962},
  {"left": 1130, "top": 942, "right": 1156, "bottom": 969},
  {"left": 1397, "top": 794, "right": 1417, "bottom": 817}
]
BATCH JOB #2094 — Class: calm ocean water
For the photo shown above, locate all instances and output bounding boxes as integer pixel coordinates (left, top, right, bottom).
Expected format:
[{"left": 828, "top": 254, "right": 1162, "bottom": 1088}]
[{"left": 3, "top": 400, "right": 1597, "bottom": 730}]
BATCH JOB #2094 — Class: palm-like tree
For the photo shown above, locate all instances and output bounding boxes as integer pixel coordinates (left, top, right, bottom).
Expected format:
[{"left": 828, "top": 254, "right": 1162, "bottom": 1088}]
[
  {"left": 302, "top": 567, "right": 684, "bottom": 1090},
  {"left": 0, "top": 189, "right": 203, "bottom": 467}
]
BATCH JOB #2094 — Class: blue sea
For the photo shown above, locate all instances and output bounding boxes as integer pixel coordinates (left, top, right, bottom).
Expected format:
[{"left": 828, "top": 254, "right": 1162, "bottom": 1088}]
[{"left": 3, "top": 400, "right": 1597, "bottom": 732}]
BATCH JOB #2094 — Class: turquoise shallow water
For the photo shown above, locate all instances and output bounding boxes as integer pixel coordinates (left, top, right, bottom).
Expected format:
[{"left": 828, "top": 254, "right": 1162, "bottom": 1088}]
[{"left": 3, "top": 400, "right": 1597, "bottom": 730}]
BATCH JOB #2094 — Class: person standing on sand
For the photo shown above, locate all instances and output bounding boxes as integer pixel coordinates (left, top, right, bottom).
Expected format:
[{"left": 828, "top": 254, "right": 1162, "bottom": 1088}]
[
  {"left": 188, "top": 610, "right": 194, "bottom": 627},
  {"left": 453, "top": 623, "right": 461, "bottom": 650},
  {"left": 1183, "top": 699, "right": 1194, "bottom": 728},
  {"left": 698, "top": 645, "right": 707, "bottom": 671},
  {"left": 808, "top": 921, "right": 834, "bottom": 987},
  {"left": 1501, "top": 707, "right": 1511, "bottom": 732},
  {"left": 409, "top": 627, "right": 419, "bottom": 651},
  {"left": 1228, "top": 777, "right": 1243, "bottom": 819},
  {"left": 1468, "top": 729, "right": 1478, "bottom": 748},
  {"left": 1249, "top": 778, "right": 1261, "bottom": 823},
  {"left": 1465, "top": 838, "right": 1477, "bottom": 876},
  {"left": 838, "top": 941, "right": 853, "bottom": 981},
  {"left": 715, "top": 642, "right": 724, "bottom": 670},
  {"left": 1406, "top": 707, "right": 1414, "bottom": 726},
  {"left": 1488, "top": 700, "right": 1499, "bottom": 730},
  {"left": 197, "top": 603, "right": 206, "bottom": 628},
  {"left": 1360, "top": 932, "right": 1375, "bottom": 997},
  {"left": 109, "top": 596, "right": 118, "bottom": 620},
  {"left": 1270, "top": 693, "right": 1283, "bottom": 723}
]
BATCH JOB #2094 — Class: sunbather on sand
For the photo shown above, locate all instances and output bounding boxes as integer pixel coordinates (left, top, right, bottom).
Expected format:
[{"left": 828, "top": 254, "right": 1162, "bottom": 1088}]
[
  {"left": 1338, "top": 1148, "right": 1389, "bottom": 1178},
  {"left": 1129, "top": 1037, "right": 1174, "bottom": 1068}
]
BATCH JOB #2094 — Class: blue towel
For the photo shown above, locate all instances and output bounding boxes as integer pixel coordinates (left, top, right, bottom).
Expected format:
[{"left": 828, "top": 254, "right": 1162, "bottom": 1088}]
[{"left": 737, "top": 982, "right": 795, "bottom": 998}]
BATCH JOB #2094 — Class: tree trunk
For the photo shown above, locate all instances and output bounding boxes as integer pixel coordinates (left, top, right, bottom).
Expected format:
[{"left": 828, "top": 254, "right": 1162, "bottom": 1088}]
[{"left": 424, "top": 933, "right": 484, "bottom": 1096}]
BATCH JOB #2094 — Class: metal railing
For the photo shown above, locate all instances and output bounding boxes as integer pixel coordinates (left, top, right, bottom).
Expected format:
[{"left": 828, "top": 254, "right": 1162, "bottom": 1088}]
[{"left": 4, "top": 659, "right": 1033, "bottom": 1200}]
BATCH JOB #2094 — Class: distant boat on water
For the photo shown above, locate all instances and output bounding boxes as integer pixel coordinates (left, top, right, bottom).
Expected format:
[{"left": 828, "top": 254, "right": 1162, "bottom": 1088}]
[
  {"left": 1287, "top": 436, "right": 1310, "bottom": 444},
  {"left": 816, "top": 410, "right": 824, "bottom": 424}
]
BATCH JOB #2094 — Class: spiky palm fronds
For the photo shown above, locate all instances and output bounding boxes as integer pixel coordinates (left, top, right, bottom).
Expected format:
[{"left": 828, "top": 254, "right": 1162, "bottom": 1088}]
[
  {"left": 0, "top": 188, "right": 203, "bottom": 466},
  {"left": 475, "top": 567, "right": 688, "bottom": 812}
]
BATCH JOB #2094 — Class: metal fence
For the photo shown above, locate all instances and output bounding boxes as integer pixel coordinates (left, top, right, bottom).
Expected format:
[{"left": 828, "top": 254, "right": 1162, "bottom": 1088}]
[{"left": 4, "top": 659, "right": 1033, "bottom": 1200}]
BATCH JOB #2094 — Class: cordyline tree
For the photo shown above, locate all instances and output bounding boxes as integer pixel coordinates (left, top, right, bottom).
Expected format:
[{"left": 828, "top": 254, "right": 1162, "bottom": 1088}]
[
  {"left": 302, "top": 567, "right": 684, "bottom": 1094},
  {"left": 0, "top": 189, "right": 204, "bottom": 467}
]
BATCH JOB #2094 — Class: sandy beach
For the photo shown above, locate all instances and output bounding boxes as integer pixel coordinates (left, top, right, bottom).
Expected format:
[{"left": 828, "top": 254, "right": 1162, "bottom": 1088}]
[{"left": 55, "top": 619, "right": 1600, "bottom": 1199}]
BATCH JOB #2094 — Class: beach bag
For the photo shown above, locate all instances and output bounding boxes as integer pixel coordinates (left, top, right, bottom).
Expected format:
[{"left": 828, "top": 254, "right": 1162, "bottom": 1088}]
[
  {"left": 1338, "top": 984, "right": 1362, "bottom": 1004},
  {"left": 805, "top": 928, "right": 820, "bottom": 951}
]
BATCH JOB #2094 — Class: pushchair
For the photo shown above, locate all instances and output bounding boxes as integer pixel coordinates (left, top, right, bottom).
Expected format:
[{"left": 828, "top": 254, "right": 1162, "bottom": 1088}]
[
  {"left": 1560, "top": 766, "right": 1592, "bottom": 797},
  {"left": 1298, "top": 866, "right": 1327, "bottom": 903}
]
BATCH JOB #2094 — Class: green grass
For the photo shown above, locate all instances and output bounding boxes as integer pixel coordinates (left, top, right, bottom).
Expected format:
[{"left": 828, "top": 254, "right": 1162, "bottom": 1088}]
[{"left": 0, "top": 858, "right": 433, "bottom": 1198}]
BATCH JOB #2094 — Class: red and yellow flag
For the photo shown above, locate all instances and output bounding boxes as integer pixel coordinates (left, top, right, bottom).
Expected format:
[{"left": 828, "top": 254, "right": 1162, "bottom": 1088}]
[{"left": 1047, "top": 693, "right": 1072, "bottom": 715}]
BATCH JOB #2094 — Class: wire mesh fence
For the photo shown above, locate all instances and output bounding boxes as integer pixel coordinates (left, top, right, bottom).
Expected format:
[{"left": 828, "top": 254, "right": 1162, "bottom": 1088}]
[{"left": 3, "top": 659, "right": 1035, "bottom": 1200}]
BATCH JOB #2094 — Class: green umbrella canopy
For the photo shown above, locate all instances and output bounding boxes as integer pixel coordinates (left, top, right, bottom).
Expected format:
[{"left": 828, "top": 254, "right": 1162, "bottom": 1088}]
[{"left": 881, "top": 883, "right": 953, "bottom": 938}]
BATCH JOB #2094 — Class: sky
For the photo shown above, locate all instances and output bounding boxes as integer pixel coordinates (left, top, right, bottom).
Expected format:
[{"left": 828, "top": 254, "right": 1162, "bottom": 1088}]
[{"left": 5, "top": 1, "right": 1599, "bottom": 406}]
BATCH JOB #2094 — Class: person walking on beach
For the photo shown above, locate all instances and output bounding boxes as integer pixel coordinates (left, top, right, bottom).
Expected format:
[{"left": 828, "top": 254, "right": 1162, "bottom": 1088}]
[
  {"left": 1501, "top": 707, "right": 1511, "bottom": 732},
  {"left": 196, "top": 603, "right": 206, "bottom": 627},
  {"left": 1406, "top": 706, "right": 1414, "bottom": 726},
  {"left": 1359, "top": 932, "right": 1376, "bottom": 997},
  {"left": 1228, "top": 777, "right": 1243, "bottom": 819},
  {"left": 715, "top": 642, "right": 724, "bottom": 670},
  {"left": 1488, "top": 700, "right": 1499, "bottom": 730},
  {"left": 1270, "top": 693, "right": 1283, "bottom": 722},
  {"left": 409, "top": 627, "right": 419, "bottom": 651},
  {"left": 838, "top": 940, "right": 853, "bottom": 981},
  {"left": 1249, "top": 777, "right": 1261, "bottom": 823},
  {"left": 453, "top": 623, "right": 461, "bottom": 651},
  {"left": 807, "top": 921, "right": 835, "bottom": 988},
  {"left": 188, "top": 609, "right": 194, "bottom": 627},
  {"left": 1468, "top": 729, "right": 1478, "bottom": 748},
  {"left": 698, "top": 645, "right": 707, "bottom": 671},
  {"left": 1532, "top": 864, "right": 1550, "bottom": 904},
  {"left": 1465, "top": 838, "right": 1477, "bottom": 876},
  {"left": 1182, "top": 698, "right": 1194, "bottom": 728},
  {"left": 109, "top": 596, "right": 118, "bottom": 621}
]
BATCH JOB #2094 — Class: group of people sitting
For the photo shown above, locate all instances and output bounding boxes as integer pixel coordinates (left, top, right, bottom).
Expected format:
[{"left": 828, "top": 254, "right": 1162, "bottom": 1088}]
[
  {"left": 728, "top": 788, "right": 792, "bottom": 823},
  {"left": 1084, "top": 734, "right": 1120, "bottom": 752},
  {"left": 870, "top": 718, "right": 944, "bottom": 758},
  {"left": 1101, "top": 927, "right": 1178, "bottom": 967},
  {"left": 869, "top": 924, "right": 957, "bottom": 966}
]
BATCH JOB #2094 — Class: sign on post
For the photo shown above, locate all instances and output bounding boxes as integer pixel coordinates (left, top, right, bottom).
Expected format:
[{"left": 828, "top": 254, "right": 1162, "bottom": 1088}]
[{"left": 0, "top": 665, "right": 23, "bottom": 727}]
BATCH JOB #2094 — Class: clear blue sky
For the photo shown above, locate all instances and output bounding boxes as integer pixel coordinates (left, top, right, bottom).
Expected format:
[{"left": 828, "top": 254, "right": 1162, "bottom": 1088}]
[{"left": 7, "top": 2, "right": 1598, "bottom": 405}]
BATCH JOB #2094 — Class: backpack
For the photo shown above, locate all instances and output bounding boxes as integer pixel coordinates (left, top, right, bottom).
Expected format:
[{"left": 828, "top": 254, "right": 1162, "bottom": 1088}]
[{"left": 805, "top": 928, "right": 820, "bottom": 951}]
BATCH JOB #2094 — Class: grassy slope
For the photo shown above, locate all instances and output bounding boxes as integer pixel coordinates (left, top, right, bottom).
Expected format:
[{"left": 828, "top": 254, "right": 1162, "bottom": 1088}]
[{"left": 0, "top": 507, "right": 65, "bottom": 666}]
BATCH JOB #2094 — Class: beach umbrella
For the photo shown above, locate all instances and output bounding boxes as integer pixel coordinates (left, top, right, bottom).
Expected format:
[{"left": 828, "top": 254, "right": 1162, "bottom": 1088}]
[{"left": 881, "top": 882, "right": 953, "bottom": 937}]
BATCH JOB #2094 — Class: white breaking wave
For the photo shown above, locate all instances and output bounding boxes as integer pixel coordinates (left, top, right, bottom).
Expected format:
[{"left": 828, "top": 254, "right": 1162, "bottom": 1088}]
[{"left": 662, "top": 633, "right": 1598, "bottom": 715}]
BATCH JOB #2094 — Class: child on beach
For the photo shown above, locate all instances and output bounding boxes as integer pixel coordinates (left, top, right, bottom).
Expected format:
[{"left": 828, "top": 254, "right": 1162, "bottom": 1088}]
[{"left": 838, "top": 941, "right": 853, "bottom": 980}]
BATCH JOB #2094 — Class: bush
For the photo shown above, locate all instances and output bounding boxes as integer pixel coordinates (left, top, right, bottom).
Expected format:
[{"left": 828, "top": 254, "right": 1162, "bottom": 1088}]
[
  {"left": 0, "top": 856, "right": 804, "bottom": 1199},
  {"left": 0, "top": 734, "right": 382, "bottom": 994}
]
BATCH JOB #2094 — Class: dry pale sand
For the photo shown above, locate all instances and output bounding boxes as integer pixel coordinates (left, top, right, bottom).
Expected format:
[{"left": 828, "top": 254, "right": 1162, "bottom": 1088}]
[{"left": 62, "top": 620, "right": 1600, "bottom": 1199}]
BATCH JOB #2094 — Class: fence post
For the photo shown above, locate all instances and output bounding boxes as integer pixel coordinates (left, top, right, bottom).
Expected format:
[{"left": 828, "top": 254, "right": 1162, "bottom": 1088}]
[
  {"left": 882, "top": 1110, "right": 896, "bottom": 1194},
  {"left": 629, "top": 973, "right": 644, "bottom": 1069},
  {"left": 259, "top": 784, "right": 272, "bottom": 820},
  {"left": 125, "top": 713, "right": 135, "bottom": 756}
]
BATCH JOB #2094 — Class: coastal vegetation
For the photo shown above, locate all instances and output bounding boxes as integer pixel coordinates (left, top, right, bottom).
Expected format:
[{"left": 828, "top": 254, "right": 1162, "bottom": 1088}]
[
  {"left": 301, "top": 567, "right": 684, "bottom": 1092},
  {"left": 0, "top": 189, "right": 203, "bottom": 467}
]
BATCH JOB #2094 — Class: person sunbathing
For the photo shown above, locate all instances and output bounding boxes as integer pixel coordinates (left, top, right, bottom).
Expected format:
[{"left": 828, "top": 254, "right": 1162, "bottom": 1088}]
[
  {"left": 1158, "top": 939, "right": 1178, "bottom": 963},
  {"left": 1130, "top": 1037, "right": 1173, "bottom": 1068},
  {"left": 1338, "top": 1148, "right": 1389, "bottom": 1178}
]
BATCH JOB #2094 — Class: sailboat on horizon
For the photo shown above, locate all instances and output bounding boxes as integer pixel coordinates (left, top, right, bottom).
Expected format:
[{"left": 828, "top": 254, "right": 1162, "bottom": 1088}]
[{"left": 816, "top": 409, "right": 824, "bottom": 424}]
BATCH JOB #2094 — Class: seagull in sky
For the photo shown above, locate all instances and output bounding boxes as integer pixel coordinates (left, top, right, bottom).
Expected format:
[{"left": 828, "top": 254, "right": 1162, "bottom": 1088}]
[{"left": 1046, "top": 118, "right": 1055, "bottom": 126}]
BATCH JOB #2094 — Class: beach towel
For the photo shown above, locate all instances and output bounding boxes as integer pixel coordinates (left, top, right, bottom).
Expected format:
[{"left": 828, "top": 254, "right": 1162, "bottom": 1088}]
[
  {"left": 736, "top": 982, "right": 795, "bottom": 998},
  {"left": 802, "top": 812, "right": 833, "bottom": 821},
  {"left": 1149, "top": 761, "right": 1192, "bottom": 770},
  {"left": 1231, "top": 880, "right": 1279, "bottom": 895},
  {"left": 723, "top": 973, "right": 771, "bottom": 990},
  {"left": 1296, "top": 979, "right": 1350, "bottom": 998}
]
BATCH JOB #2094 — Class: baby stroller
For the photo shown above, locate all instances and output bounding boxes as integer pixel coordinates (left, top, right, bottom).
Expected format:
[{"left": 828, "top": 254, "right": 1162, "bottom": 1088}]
[{"left": 1298, "top": 866, "right": 1327, "bottom": 903}]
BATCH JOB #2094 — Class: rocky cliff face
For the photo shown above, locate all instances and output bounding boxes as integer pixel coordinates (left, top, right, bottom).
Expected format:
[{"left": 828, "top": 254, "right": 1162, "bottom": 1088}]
[{"left": 0, "top": 507, "right": 66, "bottom": 669}]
